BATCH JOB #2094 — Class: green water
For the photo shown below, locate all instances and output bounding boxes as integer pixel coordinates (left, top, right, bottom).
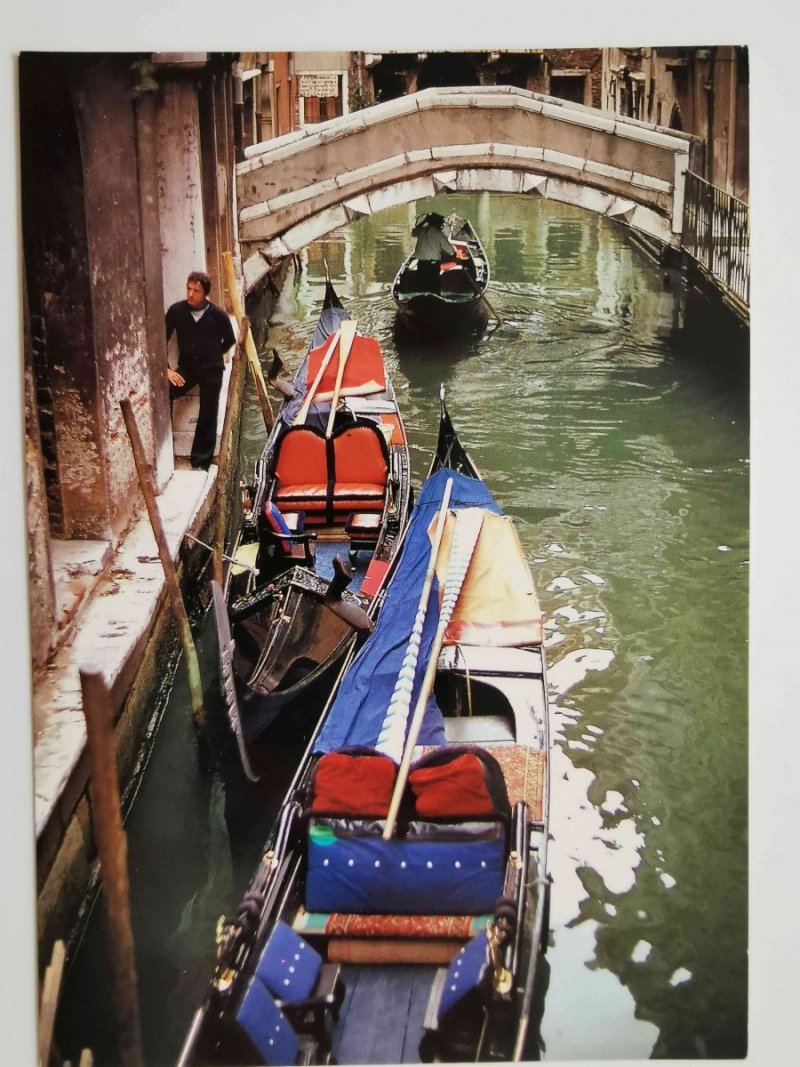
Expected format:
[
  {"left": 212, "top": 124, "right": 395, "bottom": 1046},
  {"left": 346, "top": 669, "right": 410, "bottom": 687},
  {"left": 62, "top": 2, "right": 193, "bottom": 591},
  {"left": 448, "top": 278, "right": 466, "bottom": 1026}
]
[
  {"left": 254, "top": 193, "right": 749, "bottom": 1059},
  {"left": 56, "top": 192, "right": 748, "bottom": 1064}
]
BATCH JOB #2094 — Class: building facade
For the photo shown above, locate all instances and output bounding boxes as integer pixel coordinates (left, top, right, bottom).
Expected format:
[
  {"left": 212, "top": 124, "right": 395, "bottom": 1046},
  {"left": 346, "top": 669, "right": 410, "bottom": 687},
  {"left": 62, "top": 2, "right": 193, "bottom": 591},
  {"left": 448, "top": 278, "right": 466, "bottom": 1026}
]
[
  {"left": 20, "top": 52, "right": 241, "bottom": 671},
  {"left": 602, "top": 46, "right": 749, "bottom": 202}
]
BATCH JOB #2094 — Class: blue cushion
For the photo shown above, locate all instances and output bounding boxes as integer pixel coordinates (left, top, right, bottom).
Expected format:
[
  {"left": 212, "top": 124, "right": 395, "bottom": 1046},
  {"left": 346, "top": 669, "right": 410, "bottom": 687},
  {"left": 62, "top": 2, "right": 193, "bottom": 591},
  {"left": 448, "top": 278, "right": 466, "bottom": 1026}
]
[
  {"left": 306, "top": 823, "right": 505, "bottom": 915},
  {"left": 438, "top": 930, "right": 490, "bottom": 1018},
  {"left": 264, "top": 500, "right": 292, "bottom": 536},
  {"left": 236, "top": 974, "right": 299, "bottom": 1065},
  {"left": 255, "top": 921, "right": 322, "bottom": 1003}
]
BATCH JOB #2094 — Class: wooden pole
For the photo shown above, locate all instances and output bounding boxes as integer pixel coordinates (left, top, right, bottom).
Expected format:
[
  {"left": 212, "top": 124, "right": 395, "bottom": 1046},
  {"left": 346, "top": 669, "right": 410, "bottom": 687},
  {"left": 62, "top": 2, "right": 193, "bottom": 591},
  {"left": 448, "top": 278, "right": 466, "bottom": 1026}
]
[
  {"left": 378, "top": 478, "right": 454, "bottom": 835},
  {"left": 213, "top": 317, "right": 248, "bottom": 586},
  {"left": 222, "top": 251, "right": 274, "bottom": 430},
  {"left": 120, "top": 398, "right": 205, "bottom": 727},
  {"left": 383, "top": 508, "right": 484, "bottom": 840},
  {"left": 324, "top": 319, "right": 357, "bottom": 437},
  {"left": 79, "top": 668, "right": 144, "bottom": 1067},
  {"left": 466, "top": 271, "right": 502, "bottom": 326},
  {"left": 38, "top": 939, "right": 65, "bottom": 1067},
  {"left": 293, "top": 328, "right": 341, "bottom": 426}
]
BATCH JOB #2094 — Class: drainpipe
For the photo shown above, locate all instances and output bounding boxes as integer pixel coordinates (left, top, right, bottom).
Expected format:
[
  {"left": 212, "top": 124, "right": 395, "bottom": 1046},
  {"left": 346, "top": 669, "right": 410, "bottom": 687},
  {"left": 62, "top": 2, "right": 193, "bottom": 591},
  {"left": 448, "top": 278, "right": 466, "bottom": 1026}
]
[
  {"left": 697, "top": 48, "right": 714, "bottom": 183},
  {"left": 233, "top": 58, "right": 245, "bottom": 162}
]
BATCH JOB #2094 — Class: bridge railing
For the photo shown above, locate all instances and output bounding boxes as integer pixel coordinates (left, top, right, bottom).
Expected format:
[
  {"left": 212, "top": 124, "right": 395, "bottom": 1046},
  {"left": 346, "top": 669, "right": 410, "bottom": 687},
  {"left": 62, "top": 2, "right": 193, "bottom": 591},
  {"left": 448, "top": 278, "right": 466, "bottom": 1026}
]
[{"left": 681, "top": 171, "right": 750, "bottom": 306}]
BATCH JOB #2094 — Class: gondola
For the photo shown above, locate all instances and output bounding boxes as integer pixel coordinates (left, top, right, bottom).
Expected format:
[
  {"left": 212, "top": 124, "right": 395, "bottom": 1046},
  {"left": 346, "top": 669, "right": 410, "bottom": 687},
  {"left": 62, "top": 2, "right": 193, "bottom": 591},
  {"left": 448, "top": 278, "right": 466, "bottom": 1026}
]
[
  {"left": 181, "top": 388, "right": 551, "bottom": 1065},
  {"left": 391, "top": 212, "right": 490, "bottom": 334},
  {"left": 214, "top": 279, "right": 412, "bottom": 779}
]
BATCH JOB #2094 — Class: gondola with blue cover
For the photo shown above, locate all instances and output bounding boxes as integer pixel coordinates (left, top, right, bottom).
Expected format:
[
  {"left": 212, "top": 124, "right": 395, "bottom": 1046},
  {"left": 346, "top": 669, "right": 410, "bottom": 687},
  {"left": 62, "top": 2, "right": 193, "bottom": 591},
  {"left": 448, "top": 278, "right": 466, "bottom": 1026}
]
[{"left": 183, "top": 388, "right": 550, "bottom": 1064}]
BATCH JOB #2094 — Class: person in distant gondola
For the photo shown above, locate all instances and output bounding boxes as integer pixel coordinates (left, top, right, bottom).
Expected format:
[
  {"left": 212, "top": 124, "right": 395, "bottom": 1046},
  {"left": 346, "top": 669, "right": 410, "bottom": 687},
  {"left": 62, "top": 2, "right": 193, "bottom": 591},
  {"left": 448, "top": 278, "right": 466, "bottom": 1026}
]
[
  {"left": 165, "top": 271, "right": 236, "bottom": 471},
  {"left": 412, "top": 212, "right": 455, "bottom": 293}
]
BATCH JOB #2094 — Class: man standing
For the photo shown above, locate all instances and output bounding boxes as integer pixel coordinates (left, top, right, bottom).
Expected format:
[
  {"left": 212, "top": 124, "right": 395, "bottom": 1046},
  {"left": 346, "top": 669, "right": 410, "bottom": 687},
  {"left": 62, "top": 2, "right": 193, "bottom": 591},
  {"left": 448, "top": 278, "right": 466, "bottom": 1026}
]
[
  {"left": 411, "top": 212, "right": 455, "bottom": 293},
  {"left": 166, "top": 271, "right": 236, "bottom": 470}
]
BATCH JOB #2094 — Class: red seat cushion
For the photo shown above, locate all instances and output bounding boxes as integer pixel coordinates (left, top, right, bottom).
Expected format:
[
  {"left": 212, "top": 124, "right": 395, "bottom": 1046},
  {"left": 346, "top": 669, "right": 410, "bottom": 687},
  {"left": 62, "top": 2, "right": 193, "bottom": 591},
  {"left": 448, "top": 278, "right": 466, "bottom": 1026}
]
[
  {"left": 310, "top": 751, "right": 398, "bottom": 817},
  {"left": 408, "top": 753, "right": 496, "bottom": 819},
  {"left": 274, "top": 427, "right": 328, "bottom": 491},
  {"left": 332, "top": 425, "right": 388, "bottom": 486},
  {"left": 274, "top": 484, "right": 328, "bottom": 511},
  {"left": 308, "top": 335, "right": 386, "bottom": 399},
  {"left": 331, "top": 484, "right": 385, "bottom": 514}
]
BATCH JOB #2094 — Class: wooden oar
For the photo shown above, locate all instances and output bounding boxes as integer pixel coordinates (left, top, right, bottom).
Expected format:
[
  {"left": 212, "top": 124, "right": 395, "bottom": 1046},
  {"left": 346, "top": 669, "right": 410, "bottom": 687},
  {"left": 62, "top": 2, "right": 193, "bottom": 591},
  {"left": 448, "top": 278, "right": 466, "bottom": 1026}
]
[
  {"left": 293, "top": 328, "right": 341, "bottom": 426},
  {"left": 376, "top": 477, "right": 454, "bottom": 765},
  {"left": 325, "top": 318, "right": 358, "bottom": 437},
  {"left": 383, "top": 506, "right": 485, "bottom": 840},
  {"left": 223, "top": 251, "right": 274, "bottom": 429},
  {"left": 465, "top": 270, "right": 502, "bottom": 325}
]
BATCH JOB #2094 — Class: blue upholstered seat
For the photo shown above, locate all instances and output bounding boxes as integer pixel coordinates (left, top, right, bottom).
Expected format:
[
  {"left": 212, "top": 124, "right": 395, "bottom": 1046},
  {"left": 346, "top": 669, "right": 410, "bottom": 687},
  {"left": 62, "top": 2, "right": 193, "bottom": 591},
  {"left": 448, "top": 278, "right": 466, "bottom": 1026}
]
[
  {"left": 236, "top": 974, "right": 299, "bottom": 1066},
  {"left": 438, "top": 929, "right": 490, "bottom": 1019},
  {"left": 255, "top": 921, "right": 323, "bottom": 1003}
]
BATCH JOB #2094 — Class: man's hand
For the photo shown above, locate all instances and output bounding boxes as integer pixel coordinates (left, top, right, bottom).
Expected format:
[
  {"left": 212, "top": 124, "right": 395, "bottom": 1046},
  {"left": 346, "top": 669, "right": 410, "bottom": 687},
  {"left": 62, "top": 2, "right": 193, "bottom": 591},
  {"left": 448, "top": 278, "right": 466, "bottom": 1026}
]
[{"left": 167, "top": 368, "right": 185, "bottom": 387}]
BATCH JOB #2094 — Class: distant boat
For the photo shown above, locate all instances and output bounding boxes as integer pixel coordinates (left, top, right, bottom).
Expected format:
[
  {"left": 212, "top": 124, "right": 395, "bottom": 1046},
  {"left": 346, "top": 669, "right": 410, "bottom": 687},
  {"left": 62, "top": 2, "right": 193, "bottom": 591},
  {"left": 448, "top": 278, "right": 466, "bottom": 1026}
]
[
  {"left": 181, "top": 387, "right": 551, "bottom": 1065},
  {"left": 214, "top": 277, "right": 412, "bottom": 780},
  {"left": 392, "top": 212, "right": 490, "bottom": 334}
]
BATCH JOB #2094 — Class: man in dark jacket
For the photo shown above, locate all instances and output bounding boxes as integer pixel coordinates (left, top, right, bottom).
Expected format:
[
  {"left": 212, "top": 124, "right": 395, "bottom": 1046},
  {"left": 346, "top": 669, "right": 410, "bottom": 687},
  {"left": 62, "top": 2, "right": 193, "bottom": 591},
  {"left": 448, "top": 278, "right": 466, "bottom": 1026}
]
[
  {"left": 166, "top": 271, "right": 236, "bottom": 470},
  {"left": 411, "top": 212, "right": 455, "bottom": 292}
]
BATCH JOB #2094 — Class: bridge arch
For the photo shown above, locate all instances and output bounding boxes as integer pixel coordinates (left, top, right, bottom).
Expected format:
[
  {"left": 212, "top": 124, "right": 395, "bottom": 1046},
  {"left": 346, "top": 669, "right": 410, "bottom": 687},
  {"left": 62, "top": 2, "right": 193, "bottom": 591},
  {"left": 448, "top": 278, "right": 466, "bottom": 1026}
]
[{"left": 237, "top": 85, "right": 699, "bottom": 291}]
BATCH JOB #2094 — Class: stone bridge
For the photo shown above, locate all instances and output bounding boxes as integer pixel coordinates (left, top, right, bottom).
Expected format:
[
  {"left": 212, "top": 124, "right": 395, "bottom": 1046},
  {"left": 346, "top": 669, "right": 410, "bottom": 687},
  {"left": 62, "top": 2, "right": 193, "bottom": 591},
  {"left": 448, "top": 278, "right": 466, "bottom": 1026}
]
[{"left": 237, "top": 85, "right": 700, "bottom": 291}]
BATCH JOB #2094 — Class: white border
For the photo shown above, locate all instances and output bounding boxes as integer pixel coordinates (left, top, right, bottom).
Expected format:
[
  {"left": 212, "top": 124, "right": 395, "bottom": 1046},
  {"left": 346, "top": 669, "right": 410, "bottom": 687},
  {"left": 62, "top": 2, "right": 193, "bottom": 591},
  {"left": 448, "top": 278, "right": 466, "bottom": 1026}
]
[{"left": 4, "top": 4, "right": 799, "bottom": 1066}]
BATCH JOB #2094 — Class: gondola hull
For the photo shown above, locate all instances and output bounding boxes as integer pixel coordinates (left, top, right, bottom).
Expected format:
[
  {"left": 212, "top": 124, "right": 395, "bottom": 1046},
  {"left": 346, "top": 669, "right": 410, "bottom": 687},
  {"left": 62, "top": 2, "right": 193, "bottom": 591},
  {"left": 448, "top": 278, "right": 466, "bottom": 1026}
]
[
  {"left": 218, "top": 280, "right": 412, "bottom": 777},
  {"left": 182, "top": 391, "right": 550, "bottom": 1065},
  {"left": 392, "top": 213, "right": 490, "bottom": 336}
]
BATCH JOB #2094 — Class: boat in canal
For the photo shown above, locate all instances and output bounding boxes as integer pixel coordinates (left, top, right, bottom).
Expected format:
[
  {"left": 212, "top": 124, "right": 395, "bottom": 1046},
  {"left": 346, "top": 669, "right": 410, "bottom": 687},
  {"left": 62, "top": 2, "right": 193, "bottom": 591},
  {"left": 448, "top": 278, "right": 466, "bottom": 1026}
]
[
  {"left": 214, "top": 278, "right": 412, "bottom": 780},
  {"left": 181, "top": 389, "right": 551, "bottom": 1065},
  {"left": 391, "top": 212, "right": 490, "bottom": 335}
]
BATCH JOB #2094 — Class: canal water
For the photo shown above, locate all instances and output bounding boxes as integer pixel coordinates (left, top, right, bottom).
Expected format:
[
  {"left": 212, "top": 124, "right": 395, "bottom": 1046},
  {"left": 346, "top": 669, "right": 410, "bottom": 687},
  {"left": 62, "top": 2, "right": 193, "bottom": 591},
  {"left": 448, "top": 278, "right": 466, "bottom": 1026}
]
[{"left": 56, "top": 193, "right": 749, "bottom": 1064}]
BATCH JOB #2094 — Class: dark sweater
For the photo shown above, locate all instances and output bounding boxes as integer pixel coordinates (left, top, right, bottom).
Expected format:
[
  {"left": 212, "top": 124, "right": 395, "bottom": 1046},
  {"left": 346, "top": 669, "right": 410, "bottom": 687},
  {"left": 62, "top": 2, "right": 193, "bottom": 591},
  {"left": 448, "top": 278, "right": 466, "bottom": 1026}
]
[{"left": 165, "top": 300, "right": 236, "bottom": 373}]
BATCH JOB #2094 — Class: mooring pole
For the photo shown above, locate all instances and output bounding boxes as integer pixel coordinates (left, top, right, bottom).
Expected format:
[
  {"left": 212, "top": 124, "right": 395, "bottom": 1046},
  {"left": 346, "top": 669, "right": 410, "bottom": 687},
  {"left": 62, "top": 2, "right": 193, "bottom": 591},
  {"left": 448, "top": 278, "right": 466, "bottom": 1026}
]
[
  {"left": 79, "top": 669, "right": 144, "bottom": 1067},
  {"left": 222, "top": 251, "right": 274, "bottom": 430},
  {"left": 213, "top": 317, "right": 249, "bottom": 586},
  {"left": 120, "top": 398, "right": 205, "bottom": 727}
]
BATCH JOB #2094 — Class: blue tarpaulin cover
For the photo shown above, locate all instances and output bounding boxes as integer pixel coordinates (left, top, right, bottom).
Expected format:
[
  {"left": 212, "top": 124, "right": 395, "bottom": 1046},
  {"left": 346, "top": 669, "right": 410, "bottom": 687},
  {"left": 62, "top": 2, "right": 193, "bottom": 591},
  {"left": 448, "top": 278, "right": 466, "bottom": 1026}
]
[{"left": 315, "top": 468, "right": 501, "bottom": 755}]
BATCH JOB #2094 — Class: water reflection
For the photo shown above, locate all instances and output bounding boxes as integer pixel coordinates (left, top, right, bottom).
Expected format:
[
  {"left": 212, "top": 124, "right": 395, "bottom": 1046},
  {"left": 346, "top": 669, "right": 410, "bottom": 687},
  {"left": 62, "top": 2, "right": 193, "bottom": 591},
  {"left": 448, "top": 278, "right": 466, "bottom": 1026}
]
[
  {"left": 250, "top": 194, "right": 748, "bottom": 1060},
  {"left": 57, "top": 192, "right": 748, "bottom": 1064}
]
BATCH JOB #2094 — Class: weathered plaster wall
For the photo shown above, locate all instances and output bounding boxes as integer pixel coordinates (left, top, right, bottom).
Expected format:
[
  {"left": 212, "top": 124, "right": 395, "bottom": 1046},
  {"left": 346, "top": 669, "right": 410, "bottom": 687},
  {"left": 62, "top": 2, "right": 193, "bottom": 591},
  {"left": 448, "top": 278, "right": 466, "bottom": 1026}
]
[
  {"left": 19, "top": 54, "right": 106, "bottom": 542},
  {"left": 24, "top": 287, "right": 56, "bottom": 668},
  {"left": 157, "top": 79, "right": 209, "bottom": 307},
  {"left": 75, "top": 57, "right": 162, "bottom": 542}
]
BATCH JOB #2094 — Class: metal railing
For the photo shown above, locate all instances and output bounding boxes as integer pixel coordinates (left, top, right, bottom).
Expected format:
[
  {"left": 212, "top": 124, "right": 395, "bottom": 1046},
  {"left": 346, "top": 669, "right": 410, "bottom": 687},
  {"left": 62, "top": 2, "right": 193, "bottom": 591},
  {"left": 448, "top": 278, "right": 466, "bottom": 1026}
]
[{"left": 681, "top": 171, "right": 750, "bottom": 306}]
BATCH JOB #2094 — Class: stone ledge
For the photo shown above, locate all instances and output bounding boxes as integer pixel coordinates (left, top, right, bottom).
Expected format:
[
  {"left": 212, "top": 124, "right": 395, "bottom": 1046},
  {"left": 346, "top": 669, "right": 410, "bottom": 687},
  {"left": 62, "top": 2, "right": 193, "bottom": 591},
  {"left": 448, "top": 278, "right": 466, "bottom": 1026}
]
[{"left": 32, "top": 466, "right": 216, "bottom": 844}]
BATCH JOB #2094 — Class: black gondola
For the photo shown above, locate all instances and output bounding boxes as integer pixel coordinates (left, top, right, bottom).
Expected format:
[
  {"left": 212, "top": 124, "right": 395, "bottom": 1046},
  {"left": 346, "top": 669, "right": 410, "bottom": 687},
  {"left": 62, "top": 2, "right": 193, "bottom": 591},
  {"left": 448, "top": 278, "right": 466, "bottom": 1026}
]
[
  {"left": 391, "top": 213, "right": 490, "bottom": 334},
  {"left": 215, "top": 279, "right": 412, "bottom": 779},
  {"left": 181, "top": 387, "right": 551, "bottom": 1064}
]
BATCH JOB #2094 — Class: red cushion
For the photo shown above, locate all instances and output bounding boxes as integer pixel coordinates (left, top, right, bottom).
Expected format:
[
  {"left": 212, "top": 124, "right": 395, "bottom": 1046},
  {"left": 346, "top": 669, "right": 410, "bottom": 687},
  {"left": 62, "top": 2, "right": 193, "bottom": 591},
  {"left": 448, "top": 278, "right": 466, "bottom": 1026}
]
[
  {"left": 408, "top": 753, "right": 495, "bottom": 818},
  {"left": 332, "top": 426, "right": 388, "bottom": 486},
  {"left": 274, "top": 428, "right": 328, "bottom": 489},
  {"left": 274, "top": 485, "right": 328, "bottom": 511},
  {"left": 346, "top": 512, "right": 382, "bottom": 533},
  {"left": 307, "top": 335, "right": 386, "bottom": 397},
  {"left": 310, "top": 752, "right": 397, "bottom": 817}
]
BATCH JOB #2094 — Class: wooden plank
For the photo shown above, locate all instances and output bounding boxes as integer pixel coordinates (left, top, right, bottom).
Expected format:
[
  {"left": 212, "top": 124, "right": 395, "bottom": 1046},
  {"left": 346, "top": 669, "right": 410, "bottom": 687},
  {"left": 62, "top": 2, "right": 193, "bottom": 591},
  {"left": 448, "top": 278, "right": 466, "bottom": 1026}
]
[
  {"left": 38, "top": 939, "right": 65, "bottom": 1067},
  {"left": 332, "top": 965, "right": 436, "bottom": 1065}
]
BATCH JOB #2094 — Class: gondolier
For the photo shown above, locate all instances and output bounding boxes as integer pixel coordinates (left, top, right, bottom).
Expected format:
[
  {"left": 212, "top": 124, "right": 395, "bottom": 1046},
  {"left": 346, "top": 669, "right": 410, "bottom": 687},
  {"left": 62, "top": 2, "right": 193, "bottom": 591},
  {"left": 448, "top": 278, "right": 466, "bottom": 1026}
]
[
  {"left": 393, "top": 212, "right": 493, "bottom": 336},
  {"left": 411, "top": 212, "right": 455, "bottom": 292},
  {"left": 166, "top": 271, "right": 236, "bottom": 470}
]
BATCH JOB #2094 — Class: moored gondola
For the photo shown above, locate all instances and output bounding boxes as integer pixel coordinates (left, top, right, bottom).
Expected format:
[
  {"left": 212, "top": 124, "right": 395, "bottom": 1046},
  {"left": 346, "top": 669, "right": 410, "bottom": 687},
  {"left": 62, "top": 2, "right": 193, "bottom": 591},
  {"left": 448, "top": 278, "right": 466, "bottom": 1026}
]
[
  {"left": 181, "top": 388, "right": 551, "bottom": 1064},
  {"left": 392, "top": 212, "right": 491, "bottom": 336},
  {"left": 214, "top": 279, "right": 412, "bottom": 779}
]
